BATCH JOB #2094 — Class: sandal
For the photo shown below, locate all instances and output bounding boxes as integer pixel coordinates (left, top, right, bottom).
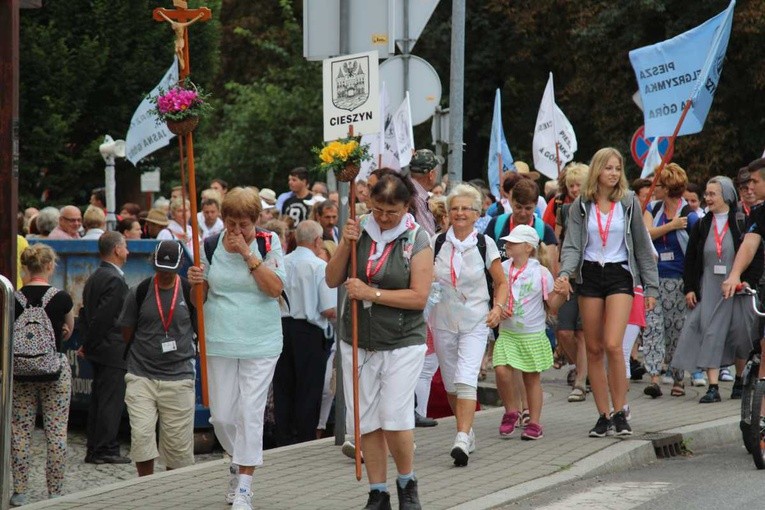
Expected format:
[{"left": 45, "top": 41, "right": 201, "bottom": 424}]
[
  {"left": 520, "top": 409, "right": 530, "bottom": 428},
  {"left": 643, "top": 383, "right": 662, "bottom": 399},
  {"left": 567, "top": 368, "right": 577, "bottom": 387},
  {"left": 671, "top": 382, "right": 685, "bottom": 397},
  {"left": 568, "top": 386, "right": 586, "bottom": 402}
]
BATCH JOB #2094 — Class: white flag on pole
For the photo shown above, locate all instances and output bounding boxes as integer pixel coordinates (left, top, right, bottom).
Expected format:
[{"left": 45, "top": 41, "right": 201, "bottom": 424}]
[
  {"left": 126, "top": 58, "right": 179, "bottom": 166},
  {"left": 358, "top": 82, "right": 396, "bottom": 180},
  {"left": 393, "top": 92, "right": 415, "bottom": 168},
  {"left": 640, "top": 139, "right": 663, "bottom": 178},
  {"left": 532, "top": 72, "right": 577, "bottom": 180}
]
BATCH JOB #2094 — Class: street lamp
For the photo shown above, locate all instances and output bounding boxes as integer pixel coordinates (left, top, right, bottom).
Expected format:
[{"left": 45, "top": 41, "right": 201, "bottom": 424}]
[{"left": 98, "top": 135, "right": 126, "bottom": 230}]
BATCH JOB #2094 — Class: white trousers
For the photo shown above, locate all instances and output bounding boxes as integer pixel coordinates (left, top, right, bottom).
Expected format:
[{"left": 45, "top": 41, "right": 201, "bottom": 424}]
[
  {"left": 433, "top": 325, "right": 489, "bottom": 393},
  {"left": 414, "top": 352, "right": 439, "bottom": 416},
  {"left": 317, "top": 341, "right": 337, "bottom": 430},
  {"left": 207, "top": 355, "right": 278, "bottom": 467},
  {"left": 341, "top": 341, "right": 425, "bottom": 435}
]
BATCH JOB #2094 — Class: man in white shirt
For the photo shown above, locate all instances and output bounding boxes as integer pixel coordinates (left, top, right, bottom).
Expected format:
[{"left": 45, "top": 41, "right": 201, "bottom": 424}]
[
  {"left": 273, "top": 220, "right": 336, "bottom": 446},
  {"left": 198, "top": 196, "right": 224, "bottom": 240}
]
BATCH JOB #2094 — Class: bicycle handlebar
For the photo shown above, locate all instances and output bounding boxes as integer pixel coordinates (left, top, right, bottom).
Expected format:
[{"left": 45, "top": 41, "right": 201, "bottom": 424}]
[{"left": 737, "top": 286, "right": 765, "bottom": 318}]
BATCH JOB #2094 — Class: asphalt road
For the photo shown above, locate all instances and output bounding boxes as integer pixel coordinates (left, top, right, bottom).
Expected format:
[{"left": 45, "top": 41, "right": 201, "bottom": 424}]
[{"left": 506, "top": 442, "right": 765, "bottom": 510}]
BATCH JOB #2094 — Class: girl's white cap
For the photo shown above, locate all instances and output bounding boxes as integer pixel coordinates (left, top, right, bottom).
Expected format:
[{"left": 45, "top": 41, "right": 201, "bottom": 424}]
[{"left": 499, "top": 224, "right": 539, "bottom": 247}]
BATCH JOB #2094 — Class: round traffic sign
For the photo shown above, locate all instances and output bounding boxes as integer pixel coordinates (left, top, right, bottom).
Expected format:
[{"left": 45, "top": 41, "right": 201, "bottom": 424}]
[
  {"left": 630, "top": 126, "right": 673, "bottom": 167},
  {"left": 379, "top": 55, "right": 442, "bottom": 126}
]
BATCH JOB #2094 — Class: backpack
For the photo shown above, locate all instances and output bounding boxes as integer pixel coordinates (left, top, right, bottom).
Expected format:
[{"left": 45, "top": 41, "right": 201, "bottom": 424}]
[
  {"left": 13, "top": 287, "right": 62, "bottom": 381},
  {"left": 124, "top": 275, "right": 197, "bottom": 360},
  {"left": 493, "top": 213, "right": 546, "bottom": 243},
  {"left": 203, "top": 229, "right": 291, "bottom": 310},
  {"left": 434, "top": 233, "right": 495, "bottom": 308}
]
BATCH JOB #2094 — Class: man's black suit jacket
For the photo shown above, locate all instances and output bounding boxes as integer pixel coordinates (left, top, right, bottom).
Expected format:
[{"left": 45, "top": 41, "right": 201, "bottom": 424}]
[{"left": 81, "top": 261, "right": 128, "bottom": 369}]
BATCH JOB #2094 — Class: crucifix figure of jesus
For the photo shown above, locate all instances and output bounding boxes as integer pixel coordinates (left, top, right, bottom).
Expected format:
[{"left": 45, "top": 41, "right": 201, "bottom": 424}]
[{"left": 152, "top": 3, "right": 212, "bottom": 77}]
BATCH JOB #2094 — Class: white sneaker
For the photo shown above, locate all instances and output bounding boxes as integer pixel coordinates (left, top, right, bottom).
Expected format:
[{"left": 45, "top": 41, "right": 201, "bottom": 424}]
[
  {"left": 225, "top": 463, "right": 238, "bottom": 504},
  {"left": 450, "top": 432, "right": 470, "bottom": 467},
  {"left": 231, "top": 491, "right": 253, "bottom": 510},
  {"left": 660, "top": 374, "right": 674, "bottom": 385},
  {"left": 720, "top": 368, "right": 735, "bottom": 382},
  {"left": 691, "top": 372, "right": 707, "bottom": 387},
  {"left": 467, "top": 428, "right": 476, "bottom": 453}
]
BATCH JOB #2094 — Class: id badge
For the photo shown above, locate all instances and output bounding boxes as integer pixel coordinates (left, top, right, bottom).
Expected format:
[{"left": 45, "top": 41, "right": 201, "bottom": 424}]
[
  {"left": 659, "top": 251, "right": 675, "bottom": 262},
  {"left": 161, "top": 339, "right": 178, "bottom": 353},
  {"left": 713, "top": 264, "right": 727, "bottom": 275}
]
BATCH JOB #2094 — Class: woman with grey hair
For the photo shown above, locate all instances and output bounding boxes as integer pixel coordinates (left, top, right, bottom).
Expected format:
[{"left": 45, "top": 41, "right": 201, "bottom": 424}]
[
  {"left": 671, "top": 175, "right": 763, "bottom": 403},
  {"left": 430, "top": 183, "right": 507, "bottom": 466},
  {"left": 35, "top": 207, "right": 60, "bottom": 237}
]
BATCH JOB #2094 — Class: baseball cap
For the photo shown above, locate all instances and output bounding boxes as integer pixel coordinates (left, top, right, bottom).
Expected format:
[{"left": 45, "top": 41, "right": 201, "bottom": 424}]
[
  {"left": 737, "top": 167, "right": 752, "bottom": 187},
  {"left": 409, "top": 149, "right": 444, "bottom": 173},
  {"left": 153, "top": 240, "right": 183, "bottom": 273},
  {"left": 499, "top": 224, "right": 540, "bottom": 247},
  {"left": 145, "top": 208, "right": 170, "bottom": 226}
]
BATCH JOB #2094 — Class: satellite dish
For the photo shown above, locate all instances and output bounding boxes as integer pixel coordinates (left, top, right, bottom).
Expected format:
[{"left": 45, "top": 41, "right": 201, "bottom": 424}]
[{"left": 99, "top": 134, "right": 126, "bottom": 160}]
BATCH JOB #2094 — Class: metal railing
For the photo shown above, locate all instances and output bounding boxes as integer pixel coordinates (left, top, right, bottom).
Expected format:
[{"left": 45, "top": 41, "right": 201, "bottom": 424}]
[{"left": 0, "top": 274, "right": 14, "bottom": 510}]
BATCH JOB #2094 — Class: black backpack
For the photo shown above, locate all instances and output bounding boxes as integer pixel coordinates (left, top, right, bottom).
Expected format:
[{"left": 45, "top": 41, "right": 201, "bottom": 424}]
[{"left": 433, "top": 233, "right": 495, "bottom": 308}]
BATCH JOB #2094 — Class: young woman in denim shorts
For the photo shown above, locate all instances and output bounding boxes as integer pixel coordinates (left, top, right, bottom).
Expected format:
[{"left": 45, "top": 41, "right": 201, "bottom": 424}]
[{"left": 555, "top": 147, "right": 659, "bottom": 438}]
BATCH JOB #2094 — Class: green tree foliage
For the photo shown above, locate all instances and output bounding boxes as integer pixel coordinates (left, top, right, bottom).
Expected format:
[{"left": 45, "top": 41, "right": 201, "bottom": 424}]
[
  {"left": 19, "top": 0, "right": 219, "bottom": 207},
  {"left": 198, "top": 0, "right": 322, "bottom": 190}
]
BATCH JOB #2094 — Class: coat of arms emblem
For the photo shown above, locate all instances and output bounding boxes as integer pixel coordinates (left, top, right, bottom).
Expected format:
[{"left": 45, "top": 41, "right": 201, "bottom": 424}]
[{"left": 332, "top": 56, "right": 370, "bottom": 112}]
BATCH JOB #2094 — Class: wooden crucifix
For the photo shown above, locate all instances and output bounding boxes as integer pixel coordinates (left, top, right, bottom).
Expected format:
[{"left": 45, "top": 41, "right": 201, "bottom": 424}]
[
  {"left": 152, "top": 0, "right": 211, "bottom": 75},
  {"left": 152, "top": 0, "right": 212, "bottom": 405}
]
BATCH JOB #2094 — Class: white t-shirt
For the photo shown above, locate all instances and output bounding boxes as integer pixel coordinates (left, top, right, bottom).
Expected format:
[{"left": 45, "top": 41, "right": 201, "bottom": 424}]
[
  {"left": 584, "top": 202, "right": 628, "bottom": 264},
  {"left": 431, "top": 234, "right": 500, "bottom": 333},
  {"left": 499, "top": 258, "right": 553, "bottom": 334}
]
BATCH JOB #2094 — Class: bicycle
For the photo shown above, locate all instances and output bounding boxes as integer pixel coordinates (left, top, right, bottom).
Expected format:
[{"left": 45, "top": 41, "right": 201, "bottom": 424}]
[{"left": 739, "top": 286, "right": 765, "bottom": 468}]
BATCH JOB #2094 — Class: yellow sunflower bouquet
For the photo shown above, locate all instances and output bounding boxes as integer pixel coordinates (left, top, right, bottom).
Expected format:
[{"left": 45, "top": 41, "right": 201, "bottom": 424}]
[{"left": 313, "top": 136, "right": 371, "bottom": 182}]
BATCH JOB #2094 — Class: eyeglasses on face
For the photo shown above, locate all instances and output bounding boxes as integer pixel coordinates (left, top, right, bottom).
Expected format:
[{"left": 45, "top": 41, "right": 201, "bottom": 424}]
[
  {"left": 371, "top": 207, "right": 404, "bottom": 219},
  {"left": 449, "top": 206, "right": 478, "bottom": 213}
]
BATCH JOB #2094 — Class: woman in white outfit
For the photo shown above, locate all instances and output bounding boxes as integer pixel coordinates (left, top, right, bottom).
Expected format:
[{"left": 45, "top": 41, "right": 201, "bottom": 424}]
[
  {"left": 187, "top": 187, "right": 286, "bottom": 510},
  {"left": 430, "top": 184, "right": 507, "bottom": 466}
]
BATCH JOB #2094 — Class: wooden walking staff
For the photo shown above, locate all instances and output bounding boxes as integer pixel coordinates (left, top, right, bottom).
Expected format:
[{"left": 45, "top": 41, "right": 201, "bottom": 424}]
[
  {"left": 153, "top": 0, "right": 212, "bottom": 406},
  {"left": 641, "top": 99, "right": 693, "bottom": 213},
  {"left": 345, "top": 124, "right": 363, "bottom": 481}
]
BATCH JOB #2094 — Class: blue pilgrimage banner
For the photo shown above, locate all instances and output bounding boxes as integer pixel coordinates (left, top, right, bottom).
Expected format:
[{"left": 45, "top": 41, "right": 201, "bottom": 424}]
[
  {"left": 629, "top": 1, "right": 735, "bottom": 138},
  {"left": 487, "top": 88, "right": 515, "bottom": 199}
]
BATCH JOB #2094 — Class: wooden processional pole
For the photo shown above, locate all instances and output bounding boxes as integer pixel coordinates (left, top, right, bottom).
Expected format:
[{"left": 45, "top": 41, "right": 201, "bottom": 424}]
[{"left": 153, "top": 0, "right": 212, "bottom": 406}]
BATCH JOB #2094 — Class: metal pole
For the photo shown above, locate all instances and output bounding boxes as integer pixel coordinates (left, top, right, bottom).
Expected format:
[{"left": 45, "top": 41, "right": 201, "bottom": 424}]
[
  {"left": 448, "top": 0, "right": 465, "bottom": 185},
  {"left": 104, "top": 157, "right": 117, "bottom": 231},
  {"left": 0, "top": 275, "right": 15, "bottom": 510},
  {"left": 403, "top": 0, "right": 410, "bottom": 94},
  {"left": 334, "top": 0, "right": 350, "bottom": 448}
]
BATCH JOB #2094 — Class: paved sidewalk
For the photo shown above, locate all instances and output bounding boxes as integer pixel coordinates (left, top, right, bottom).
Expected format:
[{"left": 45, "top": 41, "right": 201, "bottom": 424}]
[{"left": 22, "top": 372, "right": 740, "bottom": 510}]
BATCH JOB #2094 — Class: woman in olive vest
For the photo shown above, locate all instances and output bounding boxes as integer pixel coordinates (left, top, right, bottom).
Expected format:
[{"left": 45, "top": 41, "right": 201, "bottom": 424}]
[{"left": 326, "top": 170, "right": 433, "bottom": 510}]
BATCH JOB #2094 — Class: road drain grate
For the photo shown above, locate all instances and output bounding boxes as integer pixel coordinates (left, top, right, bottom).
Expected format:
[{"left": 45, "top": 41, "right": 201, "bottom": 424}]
[{"left": 637, "top": 432, "right": 684, "bottom": 458}]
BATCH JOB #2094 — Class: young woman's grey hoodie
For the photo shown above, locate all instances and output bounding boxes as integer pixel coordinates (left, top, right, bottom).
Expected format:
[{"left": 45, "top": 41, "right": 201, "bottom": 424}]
[{"left": 558, "top": 190, "right": 660, "bottom": 299}]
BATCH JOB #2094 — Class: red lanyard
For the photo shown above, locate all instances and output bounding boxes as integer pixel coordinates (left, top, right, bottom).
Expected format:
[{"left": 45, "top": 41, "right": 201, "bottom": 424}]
[
  {"left": 712, "top": 218, "right": 729, "bottom": 261},
  {"left": 506, "top": 261, "right": 528, "bottom": 313},
  {"left": 596, "top": 202, "right": 616, "bottom": 250},
  {"left": 743, "top": 203, "right": 751, "bottom": 216},
  {"left": 154, "top": 276, "right": 180, "bottom": 336},
  {"left": 510, "top": 215, "right": 533, "bottom": 233},
  {"left": 366, "top": 241, "right": 395, "bottom": 282}
]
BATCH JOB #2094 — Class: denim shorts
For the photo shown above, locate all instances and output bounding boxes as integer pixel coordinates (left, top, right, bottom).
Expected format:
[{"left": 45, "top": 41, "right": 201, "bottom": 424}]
[
  {"left": 556, "top": 290, "right": 582, "bottom": 331},
  {"left": 577, "top": 260, "right": 634, "bottom": 299}
]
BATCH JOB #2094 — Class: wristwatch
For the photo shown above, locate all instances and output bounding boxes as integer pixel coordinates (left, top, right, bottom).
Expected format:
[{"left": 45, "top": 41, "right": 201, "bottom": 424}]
[{"left": 374, "top": 290, "right": 382, "bottom": 301}]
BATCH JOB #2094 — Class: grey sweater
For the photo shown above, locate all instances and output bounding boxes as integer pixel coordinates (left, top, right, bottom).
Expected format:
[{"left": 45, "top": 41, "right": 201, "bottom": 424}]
[{"left": 558, "top": 191, "right": 660, "bottom": 299}]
